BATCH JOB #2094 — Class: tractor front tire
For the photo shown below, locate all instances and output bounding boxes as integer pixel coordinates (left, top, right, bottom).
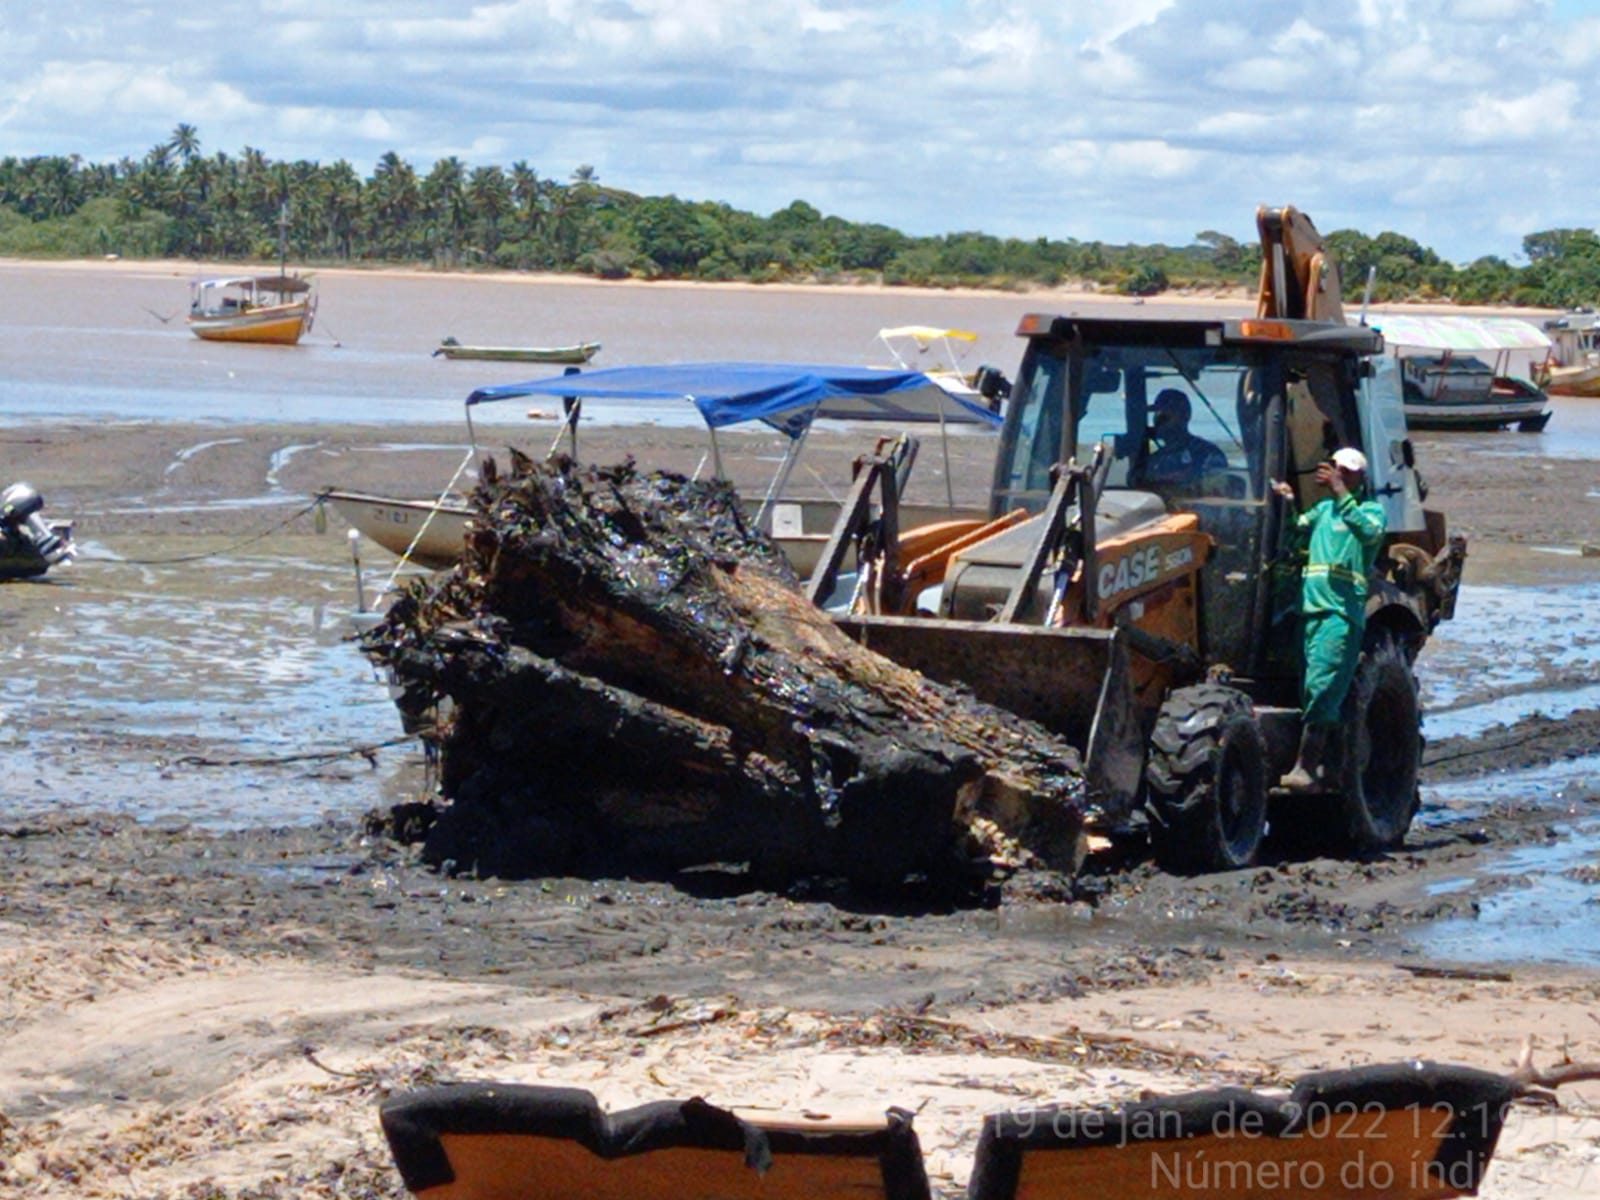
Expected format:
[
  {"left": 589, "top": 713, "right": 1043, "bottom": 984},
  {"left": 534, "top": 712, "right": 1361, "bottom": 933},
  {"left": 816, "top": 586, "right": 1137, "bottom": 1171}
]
[
  {"left": 1145, "top": 684, "right": 1268, "bottom": 872},
  {"left": 1336, "top": 629, "right": 1421, "bottom": 850}
]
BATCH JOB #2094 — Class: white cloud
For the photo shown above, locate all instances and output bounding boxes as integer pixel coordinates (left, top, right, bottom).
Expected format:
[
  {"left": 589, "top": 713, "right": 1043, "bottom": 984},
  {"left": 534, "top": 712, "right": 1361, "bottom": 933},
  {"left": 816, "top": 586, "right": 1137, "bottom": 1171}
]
[
  {"left": 1103, "top": 139, "right": 1202, "bottom": 178},
  {"left": 1458, "top": 81, "right": 1580, "bottom": 142},
  {"left": 1194, "top": 111, "right": 1275, "bottom": 139},
  {"left": 1, "top": 0, "right": 1598, "bottom": 259},
  {"left": 15, "top": 60, "right": 256, "bottom": 126}
]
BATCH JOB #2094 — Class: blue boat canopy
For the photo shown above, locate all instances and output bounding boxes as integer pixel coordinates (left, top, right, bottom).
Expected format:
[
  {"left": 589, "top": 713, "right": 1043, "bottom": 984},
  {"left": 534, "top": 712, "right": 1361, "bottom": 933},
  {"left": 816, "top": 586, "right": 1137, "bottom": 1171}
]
[{"left": 464, "top": 361, "right": 1002, "bottom": 436}]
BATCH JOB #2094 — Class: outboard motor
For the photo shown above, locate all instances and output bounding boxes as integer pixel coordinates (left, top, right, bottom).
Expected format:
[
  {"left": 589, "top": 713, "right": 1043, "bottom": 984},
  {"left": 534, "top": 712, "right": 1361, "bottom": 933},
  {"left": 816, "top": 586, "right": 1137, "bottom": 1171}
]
[
  {"left": 973, "top": 364, "right": 1012, "bottom": 412},
  {"left": 1, "top": 481, "right": 75, "bottom": 578}
]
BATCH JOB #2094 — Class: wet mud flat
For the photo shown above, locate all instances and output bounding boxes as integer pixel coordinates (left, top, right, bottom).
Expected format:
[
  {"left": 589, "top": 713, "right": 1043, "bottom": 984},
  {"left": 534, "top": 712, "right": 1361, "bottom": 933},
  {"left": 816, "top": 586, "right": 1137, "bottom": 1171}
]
[
  {"left": 4, "top": 418, "right": 1600, "bottom": 942},
  {"left": 3, "top": 419, "right": 1600, "bottom": 1196},
  {"left": 4, "top": 417, "right": 1600, "bottom": 969}
]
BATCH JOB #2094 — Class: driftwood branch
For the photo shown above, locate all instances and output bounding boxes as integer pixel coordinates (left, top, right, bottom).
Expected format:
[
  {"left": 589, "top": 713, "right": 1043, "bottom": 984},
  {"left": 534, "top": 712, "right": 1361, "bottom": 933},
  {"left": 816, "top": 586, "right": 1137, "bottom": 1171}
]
[{"left": 1509, "top": 1037, "right": 1600, "bottom": 1096}]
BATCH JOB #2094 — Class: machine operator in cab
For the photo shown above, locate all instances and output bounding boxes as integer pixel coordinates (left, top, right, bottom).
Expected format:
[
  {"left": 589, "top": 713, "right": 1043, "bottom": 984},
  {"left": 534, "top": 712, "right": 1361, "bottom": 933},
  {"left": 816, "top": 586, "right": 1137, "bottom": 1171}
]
[
  {"left": 1139, "top": 389, "right": 1227, "bottom": 490},
  {"left": 1272, "top": 447, "right": 1387, "bottom": 789}
]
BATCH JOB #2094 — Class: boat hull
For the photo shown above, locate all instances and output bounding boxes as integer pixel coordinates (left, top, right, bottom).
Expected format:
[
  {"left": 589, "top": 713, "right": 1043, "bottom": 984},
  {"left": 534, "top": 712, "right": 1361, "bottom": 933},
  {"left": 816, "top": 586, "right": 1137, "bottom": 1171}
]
[
  {"left": 321, "top": 490, "right": 473, "bottom": 570},
  {"left": 189, "top": 302, "right": 313, "bottom": 345},
  {"left": 321, "top": 487, "right": 980, "bottom": 578},
  {"left": 1543, "top": 365, "right": 1600, "bottom": 397},
  {"left": 434, "top": 342, "right": 600, "bottom": 364},
  {"left": 1403, "top": 401, "right": 1551, "bottom": 432},
  {"left": 1402, "top": 371, "right": 1552, "bottom": 433}
]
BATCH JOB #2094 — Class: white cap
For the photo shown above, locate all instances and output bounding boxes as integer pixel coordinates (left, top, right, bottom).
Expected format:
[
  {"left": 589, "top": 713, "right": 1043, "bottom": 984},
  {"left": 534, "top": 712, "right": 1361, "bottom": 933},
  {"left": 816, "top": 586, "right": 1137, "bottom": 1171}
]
[{"left": 1332, "top": 447, "right": 1368, "bottom": 474}]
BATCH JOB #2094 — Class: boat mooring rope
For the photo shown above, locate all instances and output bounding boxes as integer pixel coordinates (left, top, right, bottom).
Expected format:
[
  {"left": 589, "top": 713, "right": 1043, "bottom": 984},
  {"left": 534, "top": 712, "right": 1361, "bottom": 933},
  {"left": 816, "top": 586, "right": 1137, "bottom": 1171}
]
[
  {"left": 170, "top": 734, "right": 417, "bottom": 769},
  {"left": 102, "top": 498, "right": 325, "bottom": 566}
]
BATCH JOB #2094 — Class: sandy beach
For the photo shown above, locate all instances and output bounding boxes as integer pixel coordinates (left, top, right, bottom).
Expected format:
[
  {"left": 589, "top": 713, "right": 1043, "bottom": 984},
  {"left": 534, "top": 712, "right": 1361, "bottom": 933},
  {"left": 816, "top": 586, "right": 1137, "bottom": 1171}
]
[
  {"left": 2, "top": 258, "right": 1599, "bottom": 1197},
  {"left": 1, "top": 252, "right": 1564, "bottom": 317}
]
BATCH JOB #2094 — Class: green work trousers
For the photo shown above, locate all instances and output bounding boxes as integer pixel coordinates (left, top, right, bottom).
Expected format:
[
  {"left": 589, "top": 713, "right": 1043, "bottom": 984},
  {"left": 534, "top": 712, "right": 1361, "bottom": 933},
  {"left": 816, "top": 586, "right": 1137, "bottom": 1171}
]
[{"left": 1303, "top": 610, "right": 1362, "bottom": 726}]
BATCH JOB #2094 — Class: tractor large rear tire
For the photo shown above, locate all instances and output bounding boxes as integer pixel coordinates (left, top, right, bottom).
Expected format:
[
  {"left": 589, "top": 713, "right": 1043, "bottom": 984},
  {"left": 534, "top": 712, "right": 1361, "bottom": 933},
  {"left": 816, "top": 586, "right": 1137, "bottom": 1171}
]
[
  {"left": 1145, "top": 684, "right": 1268, "bottom": 872},
  {"left": 1336, "top": 629, "right": 1421, "bottom": 850}
]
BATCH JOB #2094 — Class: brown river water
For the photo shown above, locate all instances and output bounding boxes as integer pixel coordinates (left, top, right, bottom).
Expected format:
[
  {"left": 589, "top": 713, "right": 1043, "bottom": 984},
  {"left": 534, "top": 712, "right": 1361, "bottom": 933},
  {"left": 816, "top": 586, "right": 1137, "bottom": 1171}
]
[{"left": 3, "top": 259, "right": 1600, "bottom": 966}]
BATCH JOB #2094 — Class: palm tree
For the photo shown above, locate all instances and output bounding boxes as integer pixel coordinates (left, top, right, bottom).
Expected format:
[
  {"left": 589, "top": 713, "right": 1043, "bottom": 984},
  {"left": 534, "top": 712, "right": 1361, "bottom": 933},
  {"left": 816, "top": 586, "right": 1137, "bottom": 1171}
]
[
  {"left": 510, "top": 160, "right": 541, "bottom": 213},
  {"left": 421, "top": 156, "right": 468, "bottom": 266},
  {"left": 467, "top": 165, "right": 512, "bottom": 260},
  {"left": 318, "top": 160, "right": 363, "bottom": 259},
  {"left": 367, "top": 150, "right": 420, "bottom": 260},
  {"left": 167, "top": 124, "right": 201, "bottom": 165},
  {"left": 143, "top": 142, "right": 174, "bottom": 175},
  {"left": 508, "top": 160, "right": 552, "bottom": 265},
  {"left": 547, "top": 165, "right": 603, "bottom": 269}
]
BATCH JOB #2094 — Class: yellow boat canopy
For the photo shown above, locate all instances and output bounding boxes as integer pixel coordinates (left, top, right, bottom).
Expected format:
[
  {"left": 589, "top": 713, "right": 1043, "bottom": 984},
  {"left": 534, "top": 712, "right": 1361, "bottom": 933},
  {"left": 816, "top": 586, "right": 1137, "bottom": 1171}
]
[{"left": 877, "top": 325, "right": 979, "bottom": 344}]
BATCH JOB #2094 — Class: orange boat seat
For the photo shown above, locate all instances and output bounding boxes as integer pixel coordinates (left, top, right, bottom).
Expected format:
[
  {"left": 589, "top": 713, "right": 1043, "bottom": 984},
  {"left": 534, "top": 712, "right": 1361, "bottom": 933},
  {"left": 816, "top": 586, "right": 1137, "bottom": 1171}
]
[{"left": 381, "top": 1082, "right": 931, "bottom": 1200}]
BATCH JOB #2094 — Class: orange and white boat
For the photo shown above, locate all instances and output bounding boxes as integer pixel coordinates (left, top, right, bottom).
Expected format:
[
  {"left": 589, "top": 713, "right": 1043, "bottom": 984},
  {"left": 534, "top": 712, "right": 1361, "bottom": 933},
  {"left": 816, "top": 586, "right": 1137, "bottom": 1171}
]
[
  {"left": 187, "top": 273, "right": 316, "bottom": 345},
  {"left": 1533, "top": 310, "right": 1600, "bottom": 396}
]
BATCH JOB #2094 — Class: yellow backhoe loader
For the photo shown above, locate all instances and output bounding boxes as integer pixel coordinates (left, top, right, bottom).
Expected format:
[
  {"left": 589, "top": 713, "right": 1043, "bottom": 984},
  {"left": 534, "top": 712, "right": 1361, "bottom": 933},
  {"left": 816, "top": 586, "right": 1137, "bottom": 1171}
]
[{"left": 812, "top": 206, "right": 1463, "bottom": 871}]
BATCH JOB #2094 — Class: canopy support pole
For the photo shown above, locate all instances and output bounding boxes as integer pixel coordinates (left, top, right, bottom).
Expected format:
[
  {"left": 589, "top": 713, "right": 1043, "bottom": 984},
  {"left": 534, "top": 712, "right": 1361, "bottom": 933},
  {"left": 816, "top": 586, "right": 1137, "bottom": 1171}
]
[
  {"left": 935, "top": 400, "right": 955, "bottom": 509},
  {"left": 754, "top": 419, "right": 813, "bottom": 532},
  {"left": 708, "top": 424, "right": 725, "bottom": 482}
]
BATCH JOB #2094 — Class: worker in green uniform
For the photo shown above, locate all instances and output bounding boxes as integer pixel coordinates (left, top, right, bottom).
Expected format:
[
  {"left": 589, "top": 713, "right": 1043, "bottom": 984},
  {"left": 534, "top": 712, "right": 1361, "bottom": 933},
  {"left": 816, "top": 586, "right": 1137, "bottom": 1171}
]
[{"left": 1271, "top": 447, "right": 1387, "bottom": 789}]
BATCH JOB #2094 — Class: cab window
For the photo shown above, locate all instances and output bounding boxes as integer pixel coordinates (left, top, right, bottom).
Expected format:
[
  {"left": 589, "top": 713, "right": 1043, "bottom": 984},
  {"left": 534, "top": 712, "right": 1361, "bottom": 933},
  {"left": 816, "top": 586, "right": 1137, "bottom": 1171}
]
[{"left": 1077, "top": 347, "right": 1261, "bottom": 501}]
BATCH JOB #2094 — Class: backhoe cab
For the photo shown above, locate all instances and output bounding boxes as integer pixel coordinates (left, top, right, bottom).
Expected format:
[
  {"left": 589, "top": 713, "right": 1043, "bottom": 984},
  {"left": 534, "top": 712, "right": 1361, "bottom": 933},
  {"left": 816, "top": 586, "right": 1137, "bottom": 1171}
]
[{"left": 820, "top": 207, "right": 1463, "bottom": 872}]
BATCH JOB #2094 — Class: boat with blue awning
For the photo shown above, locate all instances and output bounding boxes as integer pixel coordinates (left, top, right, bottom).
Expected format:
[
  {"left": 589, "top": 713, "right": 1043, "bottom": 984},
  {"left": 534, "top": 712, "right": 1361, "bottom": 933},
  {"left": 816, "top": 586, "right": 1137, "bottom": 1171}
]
[{"left": 320, "top": 361, "right": 1002, "bottom": 575}]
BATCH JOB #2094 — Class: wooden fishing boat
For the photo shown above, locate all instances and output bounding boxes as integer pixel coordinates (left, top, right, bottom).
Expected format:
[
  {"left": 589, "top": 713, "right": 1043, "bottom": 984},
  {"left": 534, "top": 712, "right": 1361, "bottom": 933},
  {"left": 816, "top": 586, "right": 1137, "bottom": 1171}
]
[
  {"left": 1537, "top": 361, "right": 1600, "bottom": 396},
  {"left": 323, "top": 485, "right": 989, "bottom": 581},
  {"left": 1368, "top": 314, "right": 1553, "bottom": 432},
  {"left": 432, "top": 337, "right": 601, "bottom": 364},
  {"left": 1533, "top": 310, "right": 1600, "bottom": 396},
  {"left": 187, "top": 274, "right": 315, "bottom": 345}
]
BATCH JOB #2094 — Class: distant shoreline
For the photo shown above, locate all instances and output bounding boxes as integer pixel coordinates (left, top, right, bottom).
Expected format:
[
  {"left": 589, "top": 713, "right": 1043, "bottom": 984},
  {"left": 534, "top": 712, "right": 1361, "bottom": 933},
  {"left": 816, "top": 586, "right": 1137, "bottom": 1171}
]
[{"left": 0, "top": 254, "right": 1559, "bottom": 317}]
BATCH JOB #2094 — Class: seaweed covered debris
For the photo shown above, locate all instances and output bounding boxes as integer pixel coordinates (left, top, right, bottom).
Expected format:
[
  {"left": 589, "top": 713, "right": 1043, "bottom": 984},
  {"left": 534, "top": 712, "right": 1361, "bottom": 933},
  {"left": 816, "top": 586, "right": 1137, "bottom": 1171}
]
[{"left": 361, "top": 452, "right": 1087, "bottom": 890}]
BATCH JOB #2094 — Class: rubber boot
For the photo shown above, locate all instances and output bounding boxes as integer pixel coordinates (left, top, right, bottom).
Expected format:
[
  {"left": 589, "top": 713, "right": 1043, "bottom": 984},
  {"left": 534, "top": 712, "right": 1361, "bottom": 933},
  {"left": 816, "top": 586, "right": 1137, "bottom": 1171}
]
[{"left": 1279, "top": 724, "right": 1327, "bottom": 791}]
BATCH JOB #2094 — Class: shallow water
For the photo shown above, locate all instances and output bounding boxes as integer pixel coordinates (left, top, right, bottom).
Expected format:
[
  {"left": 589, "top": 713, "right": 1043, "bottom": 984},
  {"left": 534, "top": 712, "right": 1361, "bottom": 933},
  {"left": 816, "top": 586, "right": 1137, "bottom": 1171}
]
[
  {"left": 0, "top": 263, "right": 1089, "bottom": 427},
  {"left": 2, "top": 534, "right": 418, "bottom": 829},
  {"left": 1419, "top": 577, "right": 1600, "bottom": 717},
  {"left": 13, "top": 265, "right": 1600, "bottom": 449},
  {"left": 1414, "top": 817, "right": 1600, "bottom": 966}
]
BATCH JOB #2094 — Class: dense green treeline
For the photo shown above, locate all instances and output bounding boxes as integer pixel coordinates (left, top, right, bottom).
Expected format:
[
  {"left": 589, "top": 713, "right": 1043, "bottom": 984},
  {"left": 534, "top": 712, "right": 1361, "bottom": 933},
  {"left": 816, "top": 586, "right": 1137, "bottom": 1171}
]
[{"left": 3, "top": 126, "right": 1598, "bottom": 307}]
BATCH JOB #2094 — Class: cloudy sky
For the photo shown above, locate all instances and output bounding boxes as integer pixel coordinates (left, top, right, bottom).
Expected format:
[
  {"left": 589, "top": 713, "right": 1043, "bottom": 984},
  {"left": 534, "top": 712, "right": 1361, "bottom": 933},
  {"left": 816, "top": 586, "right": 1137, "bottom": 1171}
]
[{"left": 5, "top": 0, "right": 1600, "bottom": 263}]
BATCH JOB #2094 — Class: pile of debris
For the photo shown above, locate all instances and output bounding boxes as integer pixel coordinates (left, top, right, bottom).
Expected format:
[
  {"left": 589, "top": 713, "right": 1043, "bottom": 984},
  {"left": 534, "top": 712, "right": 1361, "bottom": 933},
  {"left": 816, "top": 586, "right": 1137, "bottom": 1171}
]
[{"left": 360, "top": 452, "right": 1088, "bottom": 891}]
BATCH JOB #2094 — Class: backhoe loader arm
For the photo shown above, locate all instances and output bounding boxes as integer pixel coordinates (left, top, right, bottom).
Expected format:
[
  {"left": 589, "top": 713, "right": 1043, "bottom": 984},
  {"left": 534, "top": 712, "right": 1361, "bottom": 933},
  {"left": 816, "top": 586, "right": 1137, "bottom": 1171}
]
[{"left": 1255, "top": 205, "right": 1346, "bottom": 323}]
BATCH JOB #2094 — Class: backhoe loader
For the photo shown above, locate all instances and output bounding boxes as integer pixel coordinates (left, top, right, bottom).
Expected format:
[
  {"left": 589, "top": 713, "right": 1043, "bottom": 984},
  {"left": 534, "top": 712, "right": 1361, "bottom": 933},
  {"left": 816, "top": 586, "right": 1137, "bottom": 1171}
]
[{"left": 812, "top": 206, "right": 1464, "bottom": 871}]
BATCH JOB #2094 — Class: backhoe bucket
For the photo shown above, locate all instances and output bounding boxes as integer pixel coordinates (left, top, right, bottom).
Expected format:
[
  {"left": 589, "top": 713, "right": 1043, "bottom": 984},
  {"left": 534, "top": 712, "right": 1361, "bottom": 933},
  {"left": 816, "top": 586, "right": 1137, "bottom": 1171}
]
[{"left": 834, "top": 615, "right": 1147, "bottom": 817}]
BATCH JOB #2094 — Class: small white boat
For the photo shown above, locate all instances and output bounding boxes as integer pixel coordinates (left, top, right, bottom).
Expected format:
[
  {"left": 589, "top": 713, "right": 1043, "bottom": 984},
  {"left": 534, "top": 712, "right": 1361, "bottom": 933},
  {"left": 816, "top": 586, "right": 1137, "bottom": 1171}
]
[
  {"left": 321, "top": 488, "right": 979, "bottom": 581},
  {"left": 876, "top": 325, "right": 1010, "bottom": 413},
  {"left": 318, "top": 489, "right": 471, "bottom": 570},
  {"left": 1366, "top": 314, "right": 1553, "bottom": 432}
]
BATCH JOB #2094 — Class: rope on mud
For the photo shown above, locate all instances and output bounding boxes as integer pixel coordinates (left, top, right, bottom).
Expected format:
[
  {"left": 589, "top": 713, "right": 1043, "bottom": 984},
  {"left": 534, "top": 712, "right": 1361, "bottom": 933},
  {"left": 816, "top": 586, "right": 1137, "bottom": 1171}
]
[
  {"left": 1422, "top": 725, "right": 1573, "bottom": 769},
  {"left": 170, "top": 735, "right": 417, "bottom": 770},
  {"left": 108, "top": 499, "right": 325, "bottom": 565}
]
